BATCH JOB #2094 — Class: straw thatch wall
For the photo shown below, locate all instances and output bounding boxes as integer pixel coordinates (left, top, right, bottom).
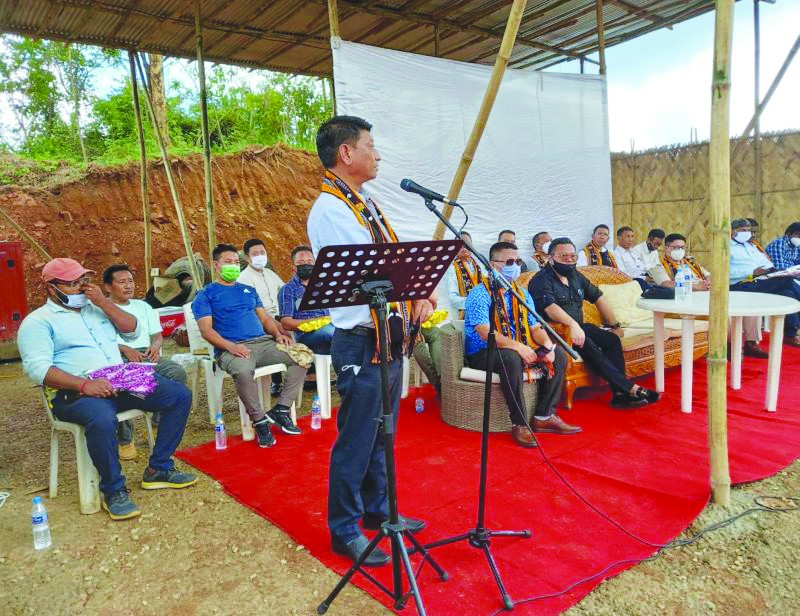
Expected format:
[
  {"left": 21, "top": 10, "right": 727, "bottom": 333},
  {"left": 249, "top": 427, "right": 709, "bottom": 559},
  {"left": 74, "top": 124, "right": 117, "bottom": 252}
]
[{"left": 612, "top": 130, "right": 800, "bottom": 263}]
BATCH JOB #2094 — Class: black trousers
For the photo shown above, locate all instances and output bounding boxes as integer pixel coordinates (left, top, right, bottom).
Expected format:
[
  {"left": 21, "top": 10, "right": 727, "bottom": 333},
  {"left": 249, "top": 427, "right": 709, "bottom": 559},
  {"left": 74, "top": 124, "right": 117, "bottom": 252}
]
[
  {"left": 731, "top": 277, "right": 800, "bottom": 336},
  {"left": 575, "top": 323, "right": 634, "bottom": 395},
  {"left": 466, "top": 345, "right": 567, "bottom": 426}
]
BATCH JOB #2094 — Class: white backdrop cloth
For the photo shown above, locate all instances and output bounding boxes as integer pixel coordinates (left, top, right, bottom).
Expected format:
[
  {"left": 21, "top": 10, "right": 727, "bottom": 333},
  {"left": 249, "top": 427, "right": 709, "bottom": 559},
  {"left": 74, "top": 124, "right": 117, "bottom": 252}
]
[{"left": 331, "top": 40, "right": 614, "bottom": 265}]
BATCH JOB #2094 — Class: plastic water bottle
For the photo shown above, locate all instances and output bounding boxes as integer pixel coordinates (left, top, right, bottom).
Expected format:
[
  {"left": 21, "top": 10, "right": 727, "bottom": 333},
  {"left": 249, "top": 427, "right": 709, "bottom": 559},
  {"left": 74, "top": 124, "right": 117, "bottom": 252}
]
[
  {"left": 683, "top": 265, "right": 694, "bottom": 299},
  {"left": 214, "top": 412, "right": 227, "bottom": 450},
  {"left": 311, "top": 395, "right": 322, "bottom": 430},
  {"left": 675, "top": 265, "right": 688, "bottom": 302},
  {"left": 415, "top": 397, "right": 425, "bottom": 413},
  {"left": 31, "top": 496, "right": 51, "bottom": 550}
]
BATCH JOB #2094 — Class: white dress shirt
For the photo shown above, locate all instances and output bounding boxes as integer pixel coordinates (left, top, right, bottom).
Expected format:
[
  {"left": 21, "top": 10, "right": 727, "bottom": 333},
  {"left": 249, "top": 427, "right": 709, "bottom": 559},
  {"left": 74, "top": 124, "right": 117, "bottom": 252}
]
[
  {"left": 445, "top": 258, "right": 484, "bottom": 312},
  {"left": 237, "top": 265, "right": 284, "bottom": 316},
  {"left": 631, "top": 241, "right": 660, "bottom": 271},
  {"left": 729, "top": 239, "right": 773, "bottom": 284},
  {"left": 612, "top": 245, "right": 647, "bottom": 279}
]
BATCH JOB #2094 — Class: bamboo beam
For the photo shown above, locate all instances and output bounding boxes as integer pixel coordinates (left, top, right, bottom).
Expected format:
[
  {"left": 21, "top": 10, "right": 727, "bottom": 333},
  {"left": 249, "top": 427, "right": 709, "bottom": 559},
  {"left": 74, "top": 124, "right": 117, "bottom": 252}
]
[
  {"left": 128, "top": 50, "right": 152, "bottom": 290},
  {"left": 0, "top": 206, "right": 51, "bottom": 261},
  {"left": 707, "top": 0, "right": 735, "bottom": 508},
  {"left": 195, "top": 0, "right": 216, "bottom": 276},
  {"left": 732, "top": 32, "right": 800, "bottom": 158},
  {"left": 596, "top": 0, "right": 607, "bottom": 75},
  {"left": 433, "top": 0, "right": 528, "bottom": 240},
  {"left": 133, "top": 52, "right": 203, "bottom": 294},
  {"left": 753, "top": 0, "right": 762, "bottom": 223},
  {"left": 327, "top": 0, "right": 340, "bottom": 38}
]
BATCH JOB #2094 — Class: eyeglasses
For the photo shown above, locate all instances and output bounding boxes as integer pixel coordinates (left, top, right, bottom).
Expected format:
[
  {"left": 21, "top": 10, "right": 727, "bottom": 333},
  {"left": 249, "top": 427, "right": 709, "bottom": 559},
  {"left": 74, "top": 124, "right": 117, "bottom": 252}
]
[
  {"left": 553, "top": 254, "right": 578, "bottom": 262},
  {"left": 52, "top": 276, "right": 91, "bottom": 288},
  {"left": 491, "top": 258, "right": 518, "bottom": 266}
]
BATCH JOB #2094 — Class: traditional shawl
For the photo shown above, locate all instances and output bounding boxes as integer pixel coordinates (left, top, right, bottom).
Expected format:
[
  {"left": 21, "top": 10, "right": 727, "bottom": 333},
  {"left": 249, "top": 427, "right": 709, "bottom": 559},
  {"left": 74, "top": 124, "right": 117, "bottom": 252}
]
[
  {"left": 660, "top": 254, "right": 706, "bottom": 281},
  {"left": 583, "top": 243, "right": 618, "bottom": 268},
  {"left": 320, "top": 170, "right": 413, "bottom": 360},
  {"left": 533, "top": 251, "right": 549, "bottom": 268},
  {"left": 453, "top": 256, "right": 483, "bottom": 319},
  {"left": 752, "top": 240, "right": 769, "bottom": 257}
]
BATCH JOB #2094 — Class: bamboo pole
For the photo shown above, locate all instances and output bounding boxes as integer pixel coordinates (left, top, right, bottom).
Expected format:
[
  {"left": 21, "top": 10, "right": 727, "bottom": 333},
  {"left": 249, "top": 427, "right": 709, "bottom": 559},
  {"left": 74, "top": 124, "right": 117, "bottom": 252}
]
[
  {"left": 753, "top": 0, "right": 762, "bottom": 224},
  {"left": 433, "top": 0, "right": 529, "bottom": 240},
  {"left": 0, "top": 206, "right": 51, "bottom": 260},
  {"left": 327, "top": 0, "right": 340, "bottom": 38},
  {"left": 596, "top": 0, "right": 607, "bottom": 75},
  {"left": 195, "top": 0, "right": 216, "bottom": 273},
  {"left": 128, "top": 50, "right": 152, "bottom": 290},
  {"left": 707, "top": 0, "right": 735, "bottom": 507},
  {"left": 133, "top": 52, "right": 203, "bottom": 293}
]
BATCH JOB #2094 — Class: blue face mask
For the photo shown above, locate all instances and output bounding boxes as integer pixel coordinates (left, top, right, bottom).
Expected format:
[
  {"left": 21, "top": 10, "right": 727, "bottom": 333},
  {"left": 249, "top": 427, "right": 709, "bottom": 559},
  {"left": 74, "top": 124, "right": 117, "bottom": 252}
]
[{"left": 501, "top": 263, "right": 521, "bottom": 282}]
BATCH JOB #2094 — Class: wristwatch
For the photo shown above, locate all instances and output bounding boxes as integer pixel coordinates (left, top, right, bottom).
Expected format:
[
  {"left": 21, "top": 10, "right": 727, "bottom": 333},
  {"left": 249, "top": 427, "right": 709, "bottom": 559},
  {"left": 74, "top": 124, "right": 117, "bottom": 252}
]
[
  {"left": 607, "top": 322, "right": 622, "bottom": 330},
  {"left": 534, "top": 344, "right": 552, "bottom": 358}
]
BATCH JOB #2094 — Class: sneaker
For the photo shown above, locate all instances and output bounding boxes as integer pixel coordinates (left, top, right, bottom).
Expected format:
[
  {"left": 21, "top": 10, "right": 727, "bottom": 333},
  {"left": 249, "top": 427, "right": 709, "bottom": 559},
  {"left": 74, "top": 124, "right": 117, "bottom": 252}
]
[
  {"left": 118, "top": 442, "right": 138, "bottom": 461},
  {"left": 267, "top": 406, "right": 302, "bottom": 435},
  {"left": 102, "top": 489, "right": 141, "bottom": 521},
  {"left": 141, "top": 467, "right": 198, "bottom": 490},
  {"left": 253, "top": 417, "right": 277, "bottom": 448}
]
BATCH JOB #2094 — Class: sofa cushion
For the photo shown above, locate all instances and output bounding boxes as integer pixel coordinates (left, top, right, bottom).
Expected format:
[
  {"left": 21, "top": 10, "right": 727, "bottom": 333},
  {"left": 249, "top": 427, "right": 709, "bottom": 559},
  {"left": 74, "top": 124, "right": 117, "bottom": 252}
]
[{"left": 599, "top": 281, "right": 652, "bottom": 327}]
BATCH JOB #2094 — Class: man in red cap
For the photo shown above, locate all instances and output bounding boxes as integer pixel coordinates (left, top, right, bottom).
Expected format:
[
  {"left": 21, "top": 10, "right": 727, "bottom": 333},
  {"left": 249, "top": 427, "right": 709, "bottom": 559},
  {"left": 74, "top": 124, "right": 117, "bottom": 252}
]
[{"left": 18, "top": 258, "right": 197, "bottom": 521}]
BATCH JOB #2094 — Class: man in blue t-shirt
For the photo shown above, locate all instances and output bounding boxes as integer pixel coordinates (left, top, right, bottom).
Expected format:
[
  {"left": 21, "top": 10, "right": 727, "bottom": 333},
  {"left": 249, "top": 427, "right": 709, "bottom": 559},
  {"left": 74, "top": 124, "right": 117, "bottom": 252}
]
[
  {"left": 464, "top": 242, "right": 577, "bottom": 449},
  {"left": 192, "top": 244, "right": 308, "bottom": 448}
]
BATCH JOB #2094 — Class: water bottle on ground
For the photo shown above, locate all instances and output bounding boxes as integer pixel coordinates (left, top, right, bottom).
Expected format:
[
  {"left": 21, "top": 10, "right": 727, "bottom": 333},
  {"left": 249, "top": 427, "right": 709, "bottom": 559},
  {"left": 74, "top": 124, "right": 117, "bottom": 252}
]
[
  {"left": 415, "top": 397, "right": 425, "bottom": 413},
  {"left": 214, "top": 412, "right": 227, "bottom": 450},
  {"left": 31, "top": 496, "right": 51, "bottom": 551},
  {"left": 675, "top": 265, "right": 688, "bottom": 302},
  {"left": 311, "top": 395, "right": 322, "bottom": 430}
]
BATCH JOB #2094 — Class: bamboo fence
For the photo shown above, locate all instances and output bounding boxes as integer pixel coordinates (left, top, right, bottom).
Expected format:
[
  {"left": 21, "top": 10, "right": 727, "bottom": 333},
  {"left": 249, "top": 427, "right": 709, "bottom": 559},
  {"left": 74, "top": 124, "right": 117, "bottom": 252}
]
[{"left": 612, "top": 129, "right": 800, "bottom": 261}]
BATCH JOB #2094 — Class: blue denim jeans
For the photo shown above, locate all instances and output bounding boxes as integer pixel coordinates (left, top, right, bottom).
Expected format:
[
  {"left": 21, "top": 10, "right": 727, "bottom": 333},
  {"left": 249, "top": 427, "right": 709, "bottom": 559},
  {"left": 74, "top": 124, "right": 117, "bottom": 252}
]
[
  {"left": 328, "top": 328, "right": 402, "bottom": 543},
  {"left": 297, "top": 323, "right": 335, "bottom": 355},
  {"left": 51, "top": 374, "right": 192, "bottom": 495}
]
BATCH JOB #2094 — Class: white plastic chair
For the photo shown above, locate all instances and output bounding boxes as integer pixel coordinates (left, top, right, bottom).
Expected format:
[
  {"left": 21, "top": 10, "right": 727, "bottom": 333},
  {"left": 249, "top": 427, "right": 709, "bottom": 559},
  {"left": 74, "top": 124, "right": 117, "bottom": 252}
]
[
  {"left": 43, "top": 391, "right": 154, "bottom": 515},
  {"left": 313, "top": 354, "right": 333, "bottom": 419},
  {"left": 182, "top": 304, "right": 296, "bottom": 441}
]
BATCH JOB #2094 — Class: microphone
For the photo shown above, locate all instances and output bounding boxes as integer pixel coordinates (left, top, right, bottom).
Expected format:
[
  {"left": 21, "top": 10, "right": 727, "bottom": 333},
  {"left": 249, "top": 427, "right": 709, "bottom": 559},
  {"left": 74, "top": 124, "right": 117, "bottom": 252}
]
[{"left": 400, "top": 179, "right": 459, "bottom": 206}]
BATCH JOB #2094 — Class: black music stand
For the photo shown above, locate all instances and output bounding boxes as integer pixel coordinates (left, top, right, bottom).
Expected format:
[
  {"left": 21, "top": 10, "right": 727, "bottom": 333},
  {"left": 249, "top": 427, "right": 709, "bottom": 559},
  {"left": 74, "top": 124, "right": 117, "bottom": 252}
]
[{"left": 302, "top": 240, "right": 460, "bottom": 615}]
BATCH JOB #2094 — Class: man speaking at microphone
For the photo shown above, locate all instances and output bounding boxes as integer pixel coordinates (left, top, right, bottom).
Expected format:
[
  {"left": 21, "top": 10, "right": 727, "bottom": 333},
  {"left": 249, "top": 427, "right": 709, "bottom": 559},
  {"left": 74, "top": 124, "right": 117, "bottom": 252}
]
[{"left": 307, "top": 116, "right": 434, "bottom": 567}]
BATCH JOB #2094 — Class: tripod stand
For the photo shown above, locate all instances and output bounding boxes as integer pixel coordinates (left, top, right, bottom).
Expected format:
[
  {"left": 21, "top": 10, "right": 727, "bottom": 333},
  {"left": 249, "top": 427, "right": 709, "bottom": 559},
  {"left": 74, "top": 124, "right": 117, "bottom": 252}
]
[
  {"left": 303, "top": 242, "right": 461, "bottom": 615},
  {"left": 411, "top": 196, "right": 579, "bottom": 610}
]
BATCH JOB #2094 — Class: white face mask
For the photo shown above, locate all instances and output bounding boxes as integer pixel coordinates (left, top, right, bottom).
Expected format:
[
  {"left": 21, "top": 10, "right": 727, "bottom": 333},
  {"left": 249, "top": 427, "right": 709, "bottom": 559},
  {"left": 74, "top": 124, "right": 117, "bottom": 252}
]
[
  {"left": 734, "top": 231, "right": 752, "bottom": 244},
  {"left": 540, "top": 241, "right": 551, "bottom": 254},
  {"left": 52, "top": 284, "right": 88, "bottom": 309},
  {"left": 670, "top": 248, "right": 686, "bottom": 261},
  {"left": 790, "top": 237, "right": 800, "bottom": 248},
  {"left": 250, "top": 255, "right": 268, "bottom": 269}
]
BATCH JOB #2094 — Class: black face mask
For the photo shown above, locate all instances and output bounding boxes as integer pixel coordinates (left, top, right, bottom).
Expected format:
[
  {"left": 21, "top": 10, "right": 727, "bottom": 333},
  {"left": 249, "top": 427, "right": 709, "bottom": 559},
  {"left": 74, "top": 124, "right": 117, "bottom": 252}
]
[
  {"left": 296, "top": 264, "right": 314, "bottom": 280},
  {"left": 552, "top": 261, "right": 576, "bottom": 276}
]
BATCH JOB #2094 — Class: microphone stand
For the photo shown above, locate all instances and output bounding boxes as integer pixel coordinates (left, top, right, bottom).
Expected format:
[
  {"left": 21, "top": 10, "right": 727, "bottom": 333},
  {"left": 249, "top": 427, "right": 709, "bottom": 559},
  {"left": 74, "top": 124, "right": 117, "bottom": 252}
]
[{"left": 411, "top": 197, "right": 579, "bottom": 611}]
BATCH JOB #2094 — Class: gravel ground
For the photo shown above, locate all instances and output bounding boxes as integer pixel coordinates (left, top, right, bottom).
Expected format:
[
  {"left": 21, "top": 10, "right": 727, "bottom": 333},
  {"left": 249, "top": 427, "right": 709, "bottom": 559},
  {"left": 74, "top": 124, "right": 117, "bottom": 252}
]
[{"left": 1, "top": 345, "right": 799, "bottom": 615}]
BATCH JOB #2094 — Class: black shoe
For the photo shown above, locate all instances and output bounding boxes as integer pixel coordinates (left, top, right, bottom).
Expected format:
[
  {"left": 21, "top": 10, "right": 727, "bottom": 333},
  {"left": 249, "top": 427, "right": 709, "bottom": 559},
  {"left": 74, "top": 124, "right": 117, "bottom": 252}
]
[
  {"left": 332, "top": 534, "right": 390, "bottom": 567},
  {"left": 362, "top": 513, "right": 426, "bottom": 534},
  {"left": 270, "top": 382, "right": 283, "bottom": 397},
  {"left": 610, "top": 393, "right": 648, "bottom": 409},
  {"left": 253, "top": 417, "right": 276, "bottom": 448},
  {"left": 267, "top": 405, "right": 301, "bottom": 435},
  {"left": 633, "top": 387, "right": 660, "bottom": 404}
]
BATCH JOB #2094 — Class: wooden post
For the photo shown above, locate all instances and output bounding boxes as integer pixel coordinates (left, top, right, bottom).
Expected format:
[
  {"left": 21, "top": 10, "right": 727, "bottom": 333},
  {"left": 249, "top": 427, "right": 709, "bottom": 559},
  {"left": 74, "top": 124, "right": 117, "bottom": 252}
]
[
  {"left": 195, "top": 0, "right": 216, "bottom": 273},
  {"left": 434, "top": 24, "right": 440, "bottom": 57},
  {"left": 133, "top": 52, "right": 203, "bottom": 292},
  {"left": 596, "top": 0, "right": 607, "bottom": 75},
  {"left": 707, "top": 0, "right": 735, "bottom": 507},
  {"left": 753, "top": 0, "right": 762, "bottom": 224},
  {"left": 327, "top": 0, "right": 340, "bottom": 38},
  {"left": 433, "top": 0, "right": 529, "bottom": 239},
  {"left": 0, "top": 206, "right": 51, "bottom": 260},
  {"left": 128, "top": 50, "right": 152, "bottom": 290}
]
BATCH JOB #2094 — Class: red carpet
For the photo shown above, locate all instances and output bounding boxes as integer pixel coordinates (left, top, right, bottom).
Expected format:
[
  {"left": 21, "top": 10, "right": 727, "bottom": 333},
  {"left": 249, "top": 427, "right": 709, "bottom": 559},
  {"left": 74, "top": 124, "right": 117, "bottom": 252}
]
[{"left": 177, "top": 345, "right": 800, "bottom": 615}]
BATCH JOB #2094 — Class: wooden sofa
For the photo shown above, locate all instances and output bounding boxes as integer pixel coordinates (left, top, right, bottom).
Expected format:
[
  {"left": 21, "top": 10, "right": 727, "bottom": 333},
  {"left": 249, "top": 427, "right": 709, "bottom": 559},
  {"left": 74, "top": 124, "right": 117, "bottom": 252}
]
[{"left": 519, "top": 266, "right": 709, "bottom": 408}]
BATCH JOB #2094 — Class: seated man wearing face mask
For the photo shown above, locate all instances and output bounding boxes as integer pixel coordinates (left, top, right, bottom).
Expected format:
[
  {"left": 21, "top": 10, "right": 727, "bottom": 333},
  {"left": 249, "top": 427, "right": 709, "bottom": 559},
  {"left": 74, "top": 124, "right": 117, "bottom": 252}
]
[
  {"left": 464, "top": 241, "right": 577, "bottom": 449},
  {"left": 237, "top": 238, "right": 285, "bottom": 318},
  {"left": 729, "top": 219, "right": 800, "bottom": 348},
  {"left": 192, "top": 244, "right": 308, "bottom": 448},
  {"left": 531, "top": 231, "right": 552, "bottom": 270},
  {"left": 765, "top": 222, "right": 800, "bottom": 272},
  {"left": 278, "top": 245, "right": 334, "bottom": 354}
]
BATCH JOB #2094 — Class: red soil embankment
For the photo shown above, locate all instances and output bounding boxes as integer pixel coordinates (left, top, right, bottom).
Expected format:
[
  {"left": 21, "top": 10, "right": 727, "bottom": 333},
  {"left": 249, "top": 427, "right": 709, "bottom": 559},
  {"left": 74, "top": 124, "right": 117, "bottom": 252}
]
[{"left": 0, "top": 145, "right": 322, "bottom": 307}]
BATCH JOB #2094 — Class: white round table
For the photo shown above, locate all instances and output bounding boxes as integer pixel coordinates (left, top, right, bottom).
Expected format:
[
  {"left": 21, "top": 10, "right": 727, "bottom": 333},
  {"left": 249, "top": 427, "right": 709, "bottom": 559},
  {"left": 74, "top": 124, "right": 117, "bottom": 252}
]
[{"left": 637, "top": 291, "right": 800, "bottom": 413}]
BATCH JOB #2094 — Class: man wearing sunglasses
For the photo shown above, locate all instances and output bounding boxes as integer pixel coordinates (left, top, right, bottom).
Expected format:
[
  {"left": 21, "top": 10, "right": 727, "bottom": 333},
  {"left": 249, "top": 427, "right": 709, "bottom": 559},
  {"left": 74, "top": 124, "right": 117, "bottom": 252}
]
[
  {"left": 18, "top": 258, "right": 196, "bottom": 521},
  {"left": 530, "top": 238, "right": 660, "bottom": 409},
  {"left": 464, "top": 242, "right": 577, "bottom": 449}
]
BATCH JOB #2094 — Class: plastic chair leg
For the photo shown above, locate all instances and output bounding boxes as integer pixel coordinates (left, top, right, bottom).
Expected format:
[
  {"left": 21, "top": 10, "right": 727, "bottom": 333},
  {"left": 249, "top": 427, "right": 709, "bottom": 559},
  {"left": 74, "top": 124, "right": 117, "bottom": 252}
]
[
  {"left": 49, "top": 429, "right": 59, "bottom": 498},
  {"left": 190, "top": 362, "right": 200, "bottom": 414},
  {"left": 74, "top": 429, "right": 101, "bottom": 515},
  {"left": 238, "top": 398, "right": 255, "bottom": 441},
  {"left": 315, "top": 355, "right": 332, "bottom": 419},
  {"left": 143, "top": 414, "right": 155, "bottom": 449}
]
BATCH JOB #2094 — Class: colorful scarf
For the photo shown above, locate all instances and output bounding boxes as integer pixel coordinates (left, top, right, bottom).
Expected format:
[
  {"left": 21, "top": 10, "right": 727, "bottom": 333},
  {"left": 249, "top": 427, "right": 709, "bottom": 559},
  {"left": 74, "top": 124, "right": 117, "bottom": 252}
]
[
  {"left": 583, "top": 243, "right": 617, "bottom": 268},
  {"left": 453, "top": 256, "right": 483, "bottom": 319},
  {"left": 660, "top": 254, "right": 706, "bottom": 281},
  {"left": 320, "top": 170, "right": 414, "bottom": 360},
  {"left": 533, "top": 251, "right": 549, "bottom": 268},
  {"left": 752, "top": 240, "right": 769, "bottom": 257}
]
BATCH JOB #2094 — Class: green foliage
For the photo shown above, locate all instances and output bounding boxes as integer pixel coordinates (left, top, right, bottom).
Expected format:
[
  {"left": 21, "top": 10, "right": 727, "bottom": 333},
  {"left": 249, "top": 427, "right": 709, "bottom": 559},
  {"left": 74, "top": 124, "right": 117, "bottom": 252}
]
[{"left": 0, "top": 35, "right": 333, "bottom": 174}]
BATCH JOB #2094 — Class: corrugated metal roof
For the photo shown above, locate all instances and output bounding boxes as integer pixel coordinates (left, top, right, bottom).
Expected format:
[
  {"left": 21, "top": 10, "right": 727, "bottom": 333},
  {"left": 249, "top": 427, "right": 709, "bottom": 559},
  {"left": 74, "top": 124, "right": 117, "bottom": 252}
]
[{"left": 0, "top": 0, "right": 716, "bottom": 75}]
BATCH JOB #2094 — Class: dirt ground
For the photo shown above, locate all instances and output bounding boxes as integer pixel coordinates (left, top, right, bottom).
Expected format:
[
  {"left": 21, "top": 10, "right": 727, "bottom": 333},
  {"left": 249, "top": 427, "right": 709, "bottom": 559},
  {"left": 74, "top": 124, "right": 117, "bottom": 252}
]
[{"left": 1, "top": 343, "right": 799, "bottom": 615}]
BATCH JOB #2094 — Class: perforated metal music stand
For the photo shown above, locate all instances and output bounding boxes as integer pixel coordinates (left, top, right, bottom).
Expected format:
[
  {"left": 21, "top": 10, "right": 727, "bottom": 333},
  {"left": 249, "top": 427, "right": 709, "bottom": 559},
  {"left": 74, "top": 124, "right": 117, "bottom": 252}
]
[{"left": 306, "top": 240, "right": 461, "bottom": 615}]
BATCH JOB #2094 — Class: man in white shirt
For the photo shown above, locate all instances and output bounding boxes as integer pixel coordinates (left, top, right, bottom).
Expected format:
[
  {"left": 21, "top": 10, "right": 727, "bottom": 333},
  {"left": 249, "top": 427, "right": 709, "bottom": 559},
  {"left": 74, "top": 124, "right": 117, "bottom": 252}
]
[
  {"left": 103, "top": 264, "right": 189, "bottom": 460},
  {"left": 307, "top": 115, "right": 432, "bottom": 567},
  {"left": 577, "top": 224, "right": 617, "bottom": 268},
  {"left": 612, "top": 226, "right": 649, "bottom": 289},
  {"left": 237, "top": 239, "right": 285, "bottom": 318},
  {"left": 631, "top": 228, "right": 665, "bottom": 272}
]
